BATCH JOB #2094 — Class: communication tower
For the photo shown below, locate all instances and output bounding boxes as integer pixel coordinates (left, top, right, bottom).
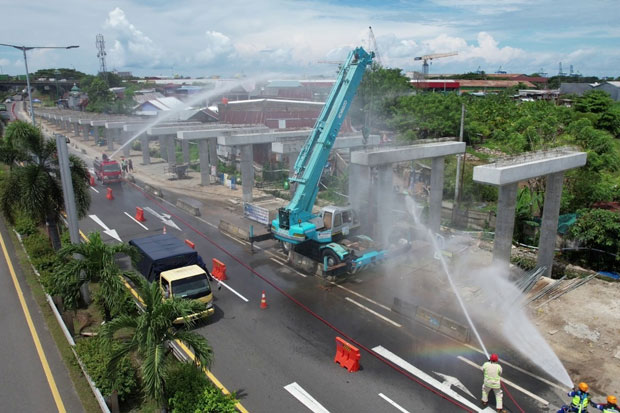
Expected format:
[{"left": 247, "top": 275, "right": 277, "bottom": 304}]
[{"left": 96, "top": 34, "right": 107, "bottom": 81}]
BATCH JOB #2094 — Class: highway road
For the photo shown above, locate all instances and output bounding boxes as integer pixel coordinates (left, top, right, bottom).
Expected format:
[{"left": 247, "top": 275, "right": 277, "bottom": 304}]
[
  {"left": 74, "top": 169, "right": 570, "bottom": 412},
  {"left": 0, "top": 217, "right": 84, "bottom": 412}
]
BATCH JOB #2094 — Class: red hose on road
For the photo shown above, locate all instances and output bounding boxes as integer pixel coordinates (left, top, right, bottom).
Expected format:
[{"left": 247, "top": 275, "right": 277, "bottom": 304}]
[
  {"left": 129, "top": 181, "right": 477, "bottom": 411},
  {"left": 502, "top": 381, "right": 526, "bottom": 413}
]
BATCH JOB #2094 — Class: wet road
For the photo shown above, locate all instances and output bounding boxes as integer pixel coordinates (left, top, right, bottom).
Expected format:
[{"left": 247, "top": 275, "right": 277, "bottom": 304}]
[{"left": 75, "top": 175, "right": 570, "bottom": 412}]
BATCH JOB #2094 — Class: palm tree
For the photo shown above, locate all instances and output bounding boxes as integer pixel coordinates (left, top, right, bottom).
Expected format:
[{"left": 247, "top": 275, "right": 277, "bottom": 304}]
[
  {"left": 0, "top": 121, "right": 90, "bottom": 250},
  {"left": 58, "top": 231, "right": 139, "bottom": 319},
  {"left": 101, "top": 276, "right": 212, "bottom": 409}
]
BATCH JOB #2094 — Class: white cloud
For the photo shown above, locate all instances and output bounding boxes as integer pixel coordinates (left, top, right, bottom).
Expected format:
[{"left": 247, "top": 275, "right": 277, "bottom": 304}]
[
  {"left": 104, "top": 7, "right": 163, "bottom": 69},
  {"left": 462, "top": 32, "right": 526, "bottom": 63},
  {"left": 195, "top": 31, "right": 236, "bottom": 64},
  {"left": 0, "top": 58, "right": 10, "bottom": 67}
]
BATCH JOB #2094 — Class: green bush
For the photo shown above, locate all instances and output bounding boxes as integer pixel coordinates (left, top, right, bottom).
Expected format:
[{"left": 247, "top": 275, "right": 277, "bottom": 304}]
[
  {"left": 14, "top": 214, "right": 38, "bottom": 236},
  {"left": 166, "top": 362, "right": 237, "bottom": 413},
  {"left": 193, "top": 386, "right": 238, "bottom": 413},
  {"left": 75, "top": 337, "right": 138, "bottom": 402},
  {"left": 166, "top": 363, "right": 209, "bottom": 413},
  {"left": 566, "top": 208, "right": 620, "bottom": 271}
]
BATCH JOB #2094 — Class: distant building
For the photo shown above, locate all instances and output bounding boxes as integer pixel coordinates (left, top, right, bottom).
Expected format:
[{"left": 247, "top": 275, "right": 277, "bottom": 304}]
[
  {"left": 218, "top": 98, "right": 327, "bottom": 130},
  {"left": 134, "top": 96, "right": 184, "bottom": 116},
  {"left": 559, "top": 82, "right": 620, "bottom": 101}
]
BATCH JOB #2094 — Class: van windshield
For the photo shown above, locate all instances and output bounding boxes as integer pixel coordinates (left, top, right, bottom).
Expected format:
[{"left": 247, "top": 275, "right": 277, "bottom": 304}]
[
  {"left": 171, "top": 274, "right": 211, "bottom": 299},
  {"left": 103, "top": 163, "right": 120, "bottom": 172}
]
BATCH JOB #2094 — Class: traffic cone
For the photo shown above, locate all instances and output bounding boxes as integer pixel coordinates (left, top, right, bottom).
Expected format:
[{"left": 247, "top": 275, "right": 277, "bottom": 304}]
[
  {"left": 260, "top": 290, "right": 267, "bottom": 309},
  {"left": 163, "top": 225, "right": 167, "bottom": 234},
  {"left": 106, "top": 187, "right": 114, "bottom": 200},
  {"left": 89, "top": 174, "right": 95, "bottom": 186}
]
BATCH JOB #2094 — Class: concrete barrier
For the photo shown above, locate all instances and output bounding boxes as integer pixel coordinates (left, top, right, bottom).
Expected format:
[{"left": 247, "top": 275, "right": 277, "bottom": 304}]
[
  {"left": 288, "top": 250, "right": 320, "bottom": 275},
  {"left": 218, "top": 220, "right": 250, "bottom": 241},
  {"left": 392, "top": 297, "right": 470, "bottom": 343},
  {"left": 143, "top": 183, "right": 163, "bottom": 198},
  {"left": 176, "top": 197, "right": 202, "bottom": 216}
]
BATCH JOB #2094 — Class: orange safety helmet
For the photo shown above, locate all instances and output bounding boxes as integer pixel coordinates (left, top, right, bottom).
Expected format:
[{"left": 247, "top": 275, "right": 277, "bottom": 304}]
[
  {"left": 608, "top": 395, "right": 617, "bottom": 405},
  {"left": 489, "top": 353, "right": 499, "bottom": 362},
  {"left": 578, "top": 382, "right": 589, "bottom": 392}
]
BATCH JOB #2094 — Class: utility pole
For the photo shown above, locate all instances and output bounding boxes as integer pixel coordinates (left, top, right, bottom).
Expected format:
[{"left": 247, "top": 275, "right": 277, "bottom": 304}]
[{"left": 452, "top": 103, "right": 465, "bottom": 225}]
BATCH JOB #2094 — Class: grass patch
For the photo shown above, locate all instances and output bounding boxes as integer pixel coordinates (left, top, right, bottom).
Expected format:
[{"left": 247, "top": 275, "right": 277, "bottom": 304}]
[{"left": 10, "top": 230, "right": 100, "bottom": 413}]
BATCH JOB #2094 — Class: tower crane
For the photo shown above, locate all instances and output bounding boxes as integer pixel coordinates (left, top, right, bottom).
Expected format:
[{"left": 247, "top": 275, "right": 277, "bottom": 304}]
[
  {"left": 414, "top": 52, "right": 457, "bottom": 76},
  {"left": 368, "top": 26, "right": 382, "bottom": 66}
]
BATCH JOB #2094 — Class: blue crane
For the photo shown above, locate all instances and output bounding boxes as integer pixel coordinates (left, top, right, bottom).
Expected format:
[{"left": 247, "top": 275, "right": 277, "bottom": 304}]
[{"left": 269, "top": 46, "right": 393, "bottom": 274}]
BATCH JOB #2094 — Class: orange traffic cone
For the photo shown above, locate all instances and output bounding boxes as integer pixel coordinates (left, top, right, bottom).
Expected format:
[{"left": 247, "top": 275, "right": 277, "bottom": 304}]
[
  {"left": 89, "top": 174, "right": 95, "bottom": 186},
  {"left": 163, "top": 225, "right": 167, "bottom": 234},
  {"left": 106, "top": 187, "right": 114, "bottom": 200},
  {"left": 260, "top": 290, "right": 267, "bottom": 309}
]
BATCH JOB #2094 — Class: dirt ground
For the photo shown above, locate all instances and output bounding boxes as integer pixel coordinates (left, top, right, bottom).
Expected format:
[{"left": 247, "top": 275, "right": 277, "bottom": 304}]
[{"left": 530, "top": 277, "right": 620, "bottom": 400}]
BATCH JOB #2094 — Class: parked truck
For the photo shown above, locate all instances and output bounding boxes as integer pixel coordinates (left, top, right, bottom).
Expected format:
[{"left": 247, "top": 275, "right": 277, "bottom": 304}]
[{"left": 129, "top": 234, "right": 215, "bottom": 323}]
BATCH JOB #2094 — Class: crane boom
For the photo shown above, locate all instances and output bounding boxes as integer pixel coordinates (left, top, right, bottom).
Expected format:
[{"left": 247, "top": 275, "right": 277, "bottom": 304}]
[
  {"left": 273, "top": 47, "right": 373, "bottom": 242},
  {"left": 414, "top": 52, "right": 457, "bottom": 61}
]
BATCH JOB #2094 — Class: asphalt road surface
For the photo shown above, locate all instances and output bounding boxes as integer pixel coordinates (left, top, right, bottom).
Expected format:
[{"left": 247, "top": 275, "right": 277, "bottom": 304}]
[
  {"left": 0, "top": 219, "right": 84, "bottom": 412},
  {"left": 74, "top": 170, "right": 570, "bottom": 413}
]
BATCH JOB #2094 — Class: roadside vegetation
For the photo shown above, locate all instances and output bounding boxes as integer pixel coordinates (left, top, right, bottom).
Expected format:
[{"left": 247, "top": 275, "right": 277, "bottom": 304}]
[
  {"left": 0, "top": 123, "right": 238, "bottom": 412},
  {"left": 352, "top": 67, "right": 620, "bottom": 274}
]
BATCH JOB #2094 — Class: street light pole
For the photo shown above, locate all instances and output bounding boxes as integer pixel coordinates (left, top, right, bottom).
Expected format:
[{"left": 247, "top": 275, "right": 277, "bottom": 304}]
[{"left": 0, "top": 43, "right": 79, "bottom": 126}]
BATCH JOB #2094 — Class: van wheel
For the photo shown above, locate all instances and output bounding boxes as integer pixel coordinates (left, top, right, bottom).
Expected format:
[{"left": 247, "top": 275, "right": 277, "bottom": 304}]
[{"left": 321, "top": 249, "right": 340, "bottom": 267}]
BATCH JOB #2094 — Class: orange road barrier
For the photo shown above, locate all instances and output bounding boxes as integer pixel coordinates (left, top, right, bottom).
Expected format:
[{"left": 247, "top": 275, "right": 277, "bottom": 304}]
[
  {"left": 334, "top": 337, "right": 360, "bottom": 372},
  {"left": 135, "top": 207, "right": 145, "bottom": 222},
  {"left": 211, "top": 258, "right": 227, "bottom": 281},
  {"left": 106, "top": 187, "right": 114, "bottom": 200},
  {"left": 260, "top": 290, "right": 267, "bottom": 309},
  {"left": 89, "top": 174, "right": 95, "bottom": 186},
  {"left": 163, "top": 225, "right": 167, "bottom": 234},
  {"left": 185, "top": 239, "right": 195, "bottom": 249}
]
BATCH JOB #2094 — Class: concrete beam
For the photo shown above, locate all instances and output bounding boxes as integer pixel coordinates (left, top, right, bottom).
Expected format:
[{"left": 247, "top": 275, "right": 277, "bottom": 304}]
[
  {"left": 90, "top": 120, "right": 109, "bottom": 127},
  {"left": 351, "top": 141, "right": 465, "bottom": 167},
  {"left": 177, "top": 127, "right": 269, "bottom": 141},
  {"left": 473, "top": 150, "right": 587, "bottom": 186},
  {"left": 272, "top": 134, "right": 381, "bottom": 154},
  {"left": 218, "top": 130, "right": 310, "bottom": 146},
  {"left": 146, "top": 123, "right": 215, "bottom": 136}
]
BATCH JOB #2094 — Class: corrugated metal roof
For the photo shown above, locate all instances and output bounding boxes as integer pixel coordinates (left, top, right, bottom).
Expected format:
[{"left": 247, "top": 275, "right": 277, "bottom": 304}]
[
  {"left": 605, "top": 81, "right": 620, "bottom": 88},
  {"left": 458, "top": 79, "right": 535, "bottom": 88},
  {"left": 266, "top": 80, "right": 303, "bottom": 88}
]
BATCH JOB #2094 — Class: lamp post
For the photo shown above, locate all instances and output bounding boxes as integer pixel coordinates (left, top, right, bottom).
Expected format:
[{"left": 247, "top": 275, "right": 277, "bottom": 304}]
[
  {"left": 54, "top": 69, "right": 60, "bottom": 103},
  {"left": 0, "top": 43, "right": 79, "bottom": 126}
]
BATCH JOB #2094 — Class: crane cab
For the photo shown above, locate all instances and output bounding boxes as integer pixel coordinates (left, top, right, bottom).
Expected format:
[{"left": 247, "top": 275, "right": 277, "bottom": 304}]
[{"left": 319, "top": 206, "right": 360, "bottom": 241}]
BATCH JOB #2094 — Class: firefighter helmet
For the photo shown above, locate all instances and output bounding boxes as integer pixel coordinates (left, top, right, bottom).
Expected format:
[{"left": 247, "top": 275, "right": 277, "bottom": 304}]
[
  {"left": 608, "top": 395, "right": 617, "bottom": 405},
  {"left": 489, "top": 353, "right": 499, "bottom": 362},
  {"left": 578, "top": 382, "right": 589, "bottom": 392}
]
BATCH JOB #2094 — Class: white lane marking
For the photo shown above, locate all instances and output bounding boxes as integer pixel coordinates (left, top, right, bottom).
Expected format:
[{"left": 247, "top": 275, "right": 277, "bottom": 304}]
[
  {"left": 196, "top": 216, "right": 218, "bottom": 229},
  {"left": 462, "top": 343, "right": 568, "bottom": 391},
  {"left": 89, "top": 214, "right": 122, "bottom": 242},
  {"left": 345, "top": 297, "right": 402, "bottom": 328},
  {"left": 457, "top": 355, "right": 549, "bottom": 407},
  {"left": 217, "top": 280, "right": 249, "bottom": 303},
  {"left": 90, "top": 186, "right": 100, "bottom": 194},
  {"left": 378, "top": 393, "right": 410, "bottom": 413},
  {"left": 270, "top": 257, "right": 307, "bottom": 278},
  {"left": 143, "top": 206, "right": 181, "bottom": 230},
  {"left": 124, "top": 211, "right": 149, "bottom": 230},
  {"left": 372, "top": 346, "right": 483, "bottom": 412},
  {"left": 434, "top": 371, "right": 475, "bottom": 398},
  {"left": 331, "top": 282, "right": 391, "bottom": 312},
  {"left": 284, "top": 382, "right": 330, "bottom": 413}
]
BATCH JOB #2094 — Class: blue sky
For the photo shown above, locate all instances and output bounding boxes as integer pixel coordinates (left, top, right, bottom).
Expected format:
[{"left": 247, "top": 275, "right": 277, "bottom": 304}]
[{"left": 1, "top": 0, "right": 618, "bottom": 78}]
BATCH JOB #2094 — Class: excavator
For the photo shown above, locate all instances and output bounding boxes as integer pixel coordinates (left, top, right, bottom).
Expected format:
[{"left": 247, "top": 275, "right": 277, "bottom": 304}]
[{"left": 257, "top": 46, "right": 409, "bottom": 275}]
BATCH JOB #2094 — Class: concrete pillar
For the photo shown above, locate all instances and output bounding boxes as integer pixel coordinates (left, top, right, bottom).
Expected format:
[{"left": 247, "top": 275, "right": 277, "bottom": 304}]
[
  {"left": 158, "top": 136, "right": 167, "bottom": 161},
  {"left": 375, "top": 165, "right": 393, "bottom": 245},
  {"left": 82, "top": 124, "right": 90, "bottom": 140},
  {"left": 208, "top": 137, "right": 217, "bottom": 172},
  {"left": 181, "top": 140, "right": 190, "bottom": 164},
  {"left": 349, "top": 163, "right": 372, "bottom": 234},
  {"left": 122, "top": 131, "right": 131, "bottom": 157},
  {"left": 106, "top": 128, "right": 114, "bottom": 151},
  {"left": 198, "top": 139, "right": 210, "bottom": 186},
  {"left": 428, "top": 156, "right": 445, "bottom": 234},
  {"left": 140, "top": 134, "right": 150, "bottom": 165},
  {"left": 73, "top": 123, "right": 80, "bottom": 137},
  {"left": 537, "top": 172, "right": 564, "bottom": 276},
  {"left": 240, "top": 144, "right": 254, "bottom": 203},
  {"left": 64, "top": 120, "right": 71, "bottom": 131},
  {"left": 493, "top": 182, "right": 518, "bottom": 265},
  {"left": 167, "top": 135, "right": 176, "bottom": 166}
]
